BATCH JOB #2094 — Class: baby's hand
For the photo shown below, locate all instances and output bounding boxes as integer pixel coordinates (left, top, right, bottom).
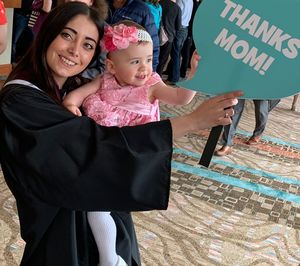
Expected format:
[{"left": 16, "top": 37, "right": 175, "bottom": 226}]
[
  {"left": 64, "top": 104, "right": 82, "bottom": 117},
  {"left": 189, "top": 51, "right": 201, "bottom": 78}
]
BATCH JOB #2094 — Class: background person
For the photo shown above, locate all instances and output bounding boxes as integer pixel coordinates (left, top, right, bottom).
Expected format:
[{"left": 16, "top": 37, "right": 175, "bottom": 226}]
[
  {"left": 180, "top": 0, "right": 201, "bottom": 79},
  {"left": 215, "top": 99, "right": 279, "bottom": 156},
  {"left": 156, "top": 0, "right": 181, "bottom": 77},
  {"left": 164, "top": 0, "right": 193, "bottom": 85},
  {"left": 143, "top": 0, "right": 161, "bottom": 31},
  {"left": 11, "top": 0, "right": 35, "bottom": 63},
  {"left": 27, "top": 0, "right": 53, "bottom": 35}
]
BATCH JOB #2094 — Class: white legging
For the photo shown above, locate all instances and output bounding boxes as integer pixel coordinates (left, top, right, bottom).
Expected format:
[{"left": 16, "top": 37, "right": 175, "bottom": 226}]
[{"left": 87, "top": 211, "right": 118, "bottom": 266}]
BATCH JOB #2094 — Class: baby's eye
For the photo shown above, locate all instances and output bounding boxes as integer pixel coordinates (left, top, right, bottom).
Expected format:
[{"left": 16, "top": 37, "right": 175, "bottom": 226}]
[
  {"left": 147, "top": 58, "right": 153, "bottom": 63},
  {"left": 130, "top": 60, "right": 139, "bottom": 64}
]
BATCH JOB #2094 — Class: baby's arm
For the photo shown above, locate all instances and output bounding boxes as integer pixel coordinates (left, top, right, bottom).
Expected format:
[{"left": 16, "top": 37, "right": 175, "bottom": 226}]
[
  {"left": 150, "top": 51, "right": 201, "bottom": 105},
  {"left": 63, "top": 75, "right": 102, "bottom": 116},
  {"left": 187, "top": 51, "right": 201, "bottom": 80}
]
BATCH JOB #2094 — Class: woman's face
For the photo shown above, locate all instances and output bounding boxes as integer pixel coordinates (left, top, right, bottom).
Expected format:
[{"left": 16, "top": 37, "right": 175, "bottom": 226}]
[
  {"left": 46, "top": 14, "right": 99, "bottom": 88},
  {"left": 65, "top": 0, "right": 94, "bottom": 6}
]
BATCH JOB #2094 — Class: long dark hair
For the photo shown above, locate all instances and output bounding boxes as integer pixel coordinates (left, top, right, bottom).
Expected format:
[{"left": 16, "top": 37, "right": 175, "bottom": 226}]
[
  {"left": 56, "top": 0, "right": 109, "bottom": 19},
  {"left": 6, "top": 2, "right": 105, "bottom": 102}
]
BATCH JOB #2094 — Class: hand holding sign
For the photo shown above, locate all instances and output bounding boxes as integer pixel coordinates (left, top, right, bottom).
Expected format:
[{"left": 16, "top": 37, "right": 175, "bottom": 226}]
[
  {"left": 177, "top": 0, "right": 300, "bottom": 166},
  {"left": 178, "top": 0, "right": 300, "bottom": 99}
]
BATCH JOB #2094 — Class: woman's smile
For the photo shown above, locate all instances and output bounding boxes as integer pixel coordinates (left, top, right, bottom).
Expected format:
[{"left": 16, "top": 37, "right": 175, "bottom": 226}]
[
  {"left": 59, "top": 55, "right": 77, "bottom": 66},
  {"left": 60, "top": 56, "right": 76, "bottom": 66}
]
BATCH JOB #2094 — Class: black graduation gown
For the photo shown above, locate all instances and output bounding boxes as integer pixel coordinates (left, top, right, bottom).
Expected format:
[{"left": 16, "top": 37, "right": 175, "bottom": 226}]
[{"left": 0, "top": 84, "right": 173, "bottom": 266}]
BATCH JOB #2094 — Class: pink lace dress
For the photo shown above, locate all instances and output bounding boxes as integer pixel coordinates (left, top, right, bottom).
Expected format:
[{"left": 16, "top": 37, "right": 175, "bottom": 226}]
[{"left": 82, "top": 72, "right": 162, "bottom": 127}]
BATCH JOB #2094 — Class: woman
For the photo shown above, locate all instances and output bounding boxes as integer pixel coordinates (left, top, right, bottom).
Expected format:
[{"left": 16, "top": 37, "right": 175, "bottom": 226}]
[{"left": 0, "top": 2, "right": 241, "bottom": 266}]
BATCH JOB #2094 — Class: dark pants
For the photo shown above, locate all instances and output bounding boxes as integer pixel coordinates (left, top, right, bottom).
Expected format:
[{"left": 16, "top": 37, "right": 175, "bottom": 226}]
[
  {"left": 11, "top": 13, "right": 33, "bottom": 63},
  {"left": 221, "top": 100, "right": 270, "bottom": 146},
  {"left": 180, "top": 36, "right": 194, "bottom": 78},
  {"left": 269, "top": 99, "right": 280, "bottom": 111},
  {"left": 12, "top": 13, "right": 28, "bottom": 62},
  {"left": 166, "top": 27, "right": 188, "bottom": 83},
  {"left": 156, "top": 41, "right": 173, "bottom": 76}
]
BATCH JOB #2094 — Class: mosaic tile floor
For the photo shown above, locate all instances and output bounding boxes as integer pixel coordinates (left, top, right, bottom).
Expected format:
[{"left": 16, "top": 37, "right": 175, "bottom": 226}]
[
  {"left": 0, "top": 93, "right": 300, "bottom": 265},
  {"left": 134, "top": 94, "right": 300, "bottom": 265}
]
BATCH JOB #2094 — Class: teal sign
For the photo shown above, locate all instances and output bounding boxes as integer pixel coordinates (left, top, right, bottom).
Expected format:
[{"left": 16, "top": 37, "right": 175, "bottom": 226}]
[{"left": 178, "top": 0, "right": 300, "bottom": 99}]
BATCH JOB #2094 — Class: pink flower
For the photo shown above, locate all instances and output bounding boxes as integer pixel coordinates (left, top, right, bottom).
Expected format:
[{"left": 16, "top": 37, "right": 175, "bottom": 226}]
[
  {"left": 100, "top": 24, "right": 138, "bottom": 52},
  {"left": 104, "top": 37, "right": 117, "bottom": 52}
]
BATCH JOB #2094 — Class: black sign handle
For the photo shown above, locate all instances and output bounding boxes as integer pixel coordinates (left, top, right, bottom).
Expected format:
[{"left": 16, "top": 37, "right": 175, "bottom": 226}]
[{"left": 199, "top": 125, "right": 223, "bottom": 167}]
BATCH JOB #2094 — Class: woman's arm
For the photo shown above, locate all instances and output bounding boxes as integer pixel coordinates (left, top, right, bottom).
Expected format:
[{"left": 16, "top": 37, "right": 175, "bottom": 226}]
[
  {"left": 170, "top": 90, "right": 243, "bottom": 139},
  {"left": 63, "top": 75, "right": 102, "bottom": 116},
  {"left": 0, "top": 85, "right": 172, "bottom": 211}
]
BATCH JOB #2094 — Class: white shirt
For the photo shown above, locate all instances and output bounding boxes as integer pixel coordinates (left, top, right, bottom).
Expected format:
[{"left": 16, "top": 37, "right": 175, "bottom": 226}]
[{"left": 176, "top": 0, "right": 193, "bottom": 27}]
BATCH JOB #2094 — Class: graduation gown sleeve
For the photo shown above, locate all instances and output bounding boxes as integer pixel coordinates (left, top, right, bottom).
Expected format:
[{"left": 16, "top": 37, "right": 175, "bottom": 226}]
[{"left": 0, "top": 84, "right": 173, "bottom": 265}]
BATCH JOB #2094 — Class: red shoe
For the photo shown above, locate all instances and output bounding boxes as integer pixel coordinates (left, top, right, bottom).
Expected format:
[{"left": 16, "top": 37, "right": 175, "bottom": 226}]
[
  {"left": 214, "top": 146, "right": 232, "bottom": 156},
  {"left": 246, "top": 135, "right": 261, "bottom": 145}
]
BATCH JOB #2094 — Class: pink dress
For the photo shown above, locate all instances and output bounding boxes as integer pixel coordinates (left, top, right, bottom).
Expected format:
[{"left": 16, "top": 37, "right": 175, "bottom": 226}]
[{"left": 82, "top": 72, "right": 162, "bottom": 127}]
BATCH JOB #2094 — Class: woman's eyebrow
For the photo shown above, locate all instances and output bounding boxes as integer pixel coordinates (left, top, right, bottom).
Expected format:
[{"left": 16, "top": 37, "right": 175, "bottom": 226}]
[{"left": 64, "top": 26, "right": 97, "bottom": 45}]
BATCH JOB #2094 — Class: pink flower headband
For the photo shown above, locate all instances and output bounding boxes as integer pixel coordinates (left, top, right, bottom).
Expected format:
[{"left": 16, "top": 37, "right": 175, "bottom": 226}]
[{"left": 100, "top": 23, "right": 153, "bottom": 52}]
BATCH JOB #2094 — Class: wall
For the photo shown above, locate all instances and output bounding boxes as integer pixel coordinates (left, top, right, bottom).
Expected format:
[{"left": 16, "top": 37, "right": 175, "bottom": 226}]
[
  {"left": 0, "top": 9, "right": 13, "bottom": 66},
  {"left": 0, "top": 0, "right": 21, "bottom": 76}
]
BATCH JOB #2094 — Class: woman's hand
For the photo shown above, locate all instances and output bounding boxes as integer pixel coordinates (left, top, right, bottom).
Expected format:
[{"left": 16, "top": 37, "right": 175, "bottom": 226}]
[{"left": 170, "top": 91, "right": 243, "bottom": 139}]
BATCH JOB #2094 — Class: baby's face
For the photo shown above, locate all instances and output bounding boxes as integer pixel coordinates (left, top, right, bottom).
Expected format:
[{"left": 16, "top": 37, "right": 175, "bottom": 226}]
[{"left": 109, "top": 42, "right": 153, "bottom": 87}]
